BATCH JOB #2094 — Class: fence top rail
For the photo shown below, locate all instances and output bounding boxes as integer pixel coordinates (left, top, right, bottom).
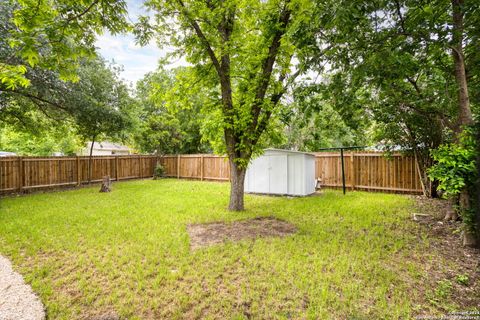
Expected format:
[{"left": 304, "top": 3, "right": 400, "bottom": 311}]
[
  {"left": 22, "top": 157, "right": 78, "bottom": 161},
  {"left": 160, "top": 154, "right": 227, "bottom": 158},
  {"left": 313, "top": 152, "right": 412, "bottom": 157},
  {"left": 0, "top": 151, "right": 415, "bottom": 161},
  {"left": 116, "top": 155, "right": 156, "bottom": 158},
  {"left": 0, "top": 155, "right": 158, "bottom": 160}
]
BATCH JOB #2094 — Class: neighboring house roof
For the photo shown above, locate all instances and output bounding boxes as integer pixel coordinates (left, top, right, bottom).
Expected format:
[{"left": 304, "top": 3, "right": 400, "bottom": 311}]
[
  {"left": 0, "top": 151, "right": 17, "bottom": 157},
  {"left": 87, "top": 141, "right": 131, "bottom": 151}
]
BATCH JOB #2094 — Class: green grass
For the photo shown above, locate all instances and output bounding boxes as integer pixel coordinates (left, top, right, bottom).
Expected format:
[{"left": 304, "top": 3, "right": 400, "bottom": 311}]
[{"left": 0, "top": 179, "right": 450, "bottom": 318}]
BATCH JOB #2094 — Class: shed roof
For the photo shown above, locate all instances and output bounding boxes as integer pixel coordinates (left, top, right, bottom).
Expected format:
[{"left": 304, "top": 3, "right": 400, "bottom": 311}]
[{"left": 264, "top": 148, "right": 316, "bottom": 157}]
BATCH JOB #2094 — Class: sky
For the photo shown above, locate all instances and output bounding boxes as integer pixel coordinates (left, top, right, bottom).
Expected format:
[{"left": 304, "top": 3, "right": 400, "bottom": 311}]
[{"left": 95, "top": 0, "right": 186, "bottom": 86}]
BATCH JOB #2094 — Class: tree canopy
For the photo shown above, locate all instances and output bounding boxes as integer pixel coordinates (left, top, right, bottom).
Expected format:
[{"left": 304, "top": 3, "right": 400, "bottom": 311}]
[
  {"left": 134, "top": 66, "right": 211, "bottom": 155},
  {"left": 137, "top": 0, "right": 320, "bottom": 210},
  {"left": 0, "top": 0, "right": 128, "bottom": 89}
]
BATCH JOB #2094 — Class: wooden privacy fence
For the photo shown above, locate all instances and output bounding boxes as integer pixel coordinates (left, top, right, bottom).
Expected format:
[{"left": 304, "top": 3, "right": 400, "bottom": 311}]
[
  {"left": 314, "top": 152, "right": 422, "bottom": 194},
  {"left": 0, "top": 155, "right": 157, "bottom": 194},
  {"left": 0, "top": 152, "right": 423, "bottom": 195}
]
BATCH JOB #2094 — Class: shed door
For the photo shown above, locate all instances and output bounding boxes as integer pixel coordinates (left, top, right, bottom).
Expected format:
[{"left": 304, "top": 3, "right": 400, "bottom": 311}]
[
  {"left": 251, "top": 156, "right": 270, "bottom": 193},
  {"left": 268, "top": 154, "right": 288, "bottom": 194}
]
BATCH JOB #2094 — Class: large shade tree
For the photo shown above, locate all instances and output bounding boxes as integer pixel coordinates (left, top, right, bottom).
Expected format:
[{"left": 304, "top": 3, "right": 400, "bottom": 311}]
[
  {"left": 71, "top": 58, "right": 135, "bottom": 149},
  {"left": 135, "top": 66, "right": 211, "bottom": 155},
  {"left": 1, "top": 0, "right": 128, "bottom": 90},
  {"left": 275, "top": 82, "right": 372, "bottom": 151},
  {"left": 1, "top": 0, "right": 132, "bottom": 135},
  {"left": 70, "top": 58, "right": 135, "bottom": 182},
  {"left": 1, "top": 1, "right": 135, "bottom": 159},
  {"left": 138, "top": 0, "right": 318, "bottom": 210},
  {"left": 307, "top": 0, "right": 478, "bottom": 244}
]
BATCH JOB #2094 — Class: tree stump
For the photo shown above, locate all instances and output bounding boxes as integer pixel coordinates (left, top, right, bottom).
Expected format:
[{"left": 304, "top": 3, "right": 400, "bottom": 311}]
[{"left": 99, "top": 175, "right": 112, "bottom": 192}]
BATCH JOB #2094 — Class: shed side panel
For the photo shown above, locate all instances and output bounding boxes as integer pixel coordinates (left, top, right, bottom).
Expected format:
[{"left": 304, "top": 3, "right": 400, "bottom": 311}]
[
  {"left": 287, "top": 154, "right": 304, "bottom": 195},
  {"left": 245, "top": 156, "right": 270, "bottom": 193},
  {"left": 304, "top": 155, "right": 316, "bottom": 195},
  {"left": 268, "top": 154, "right": 288, "bottom": 194}
]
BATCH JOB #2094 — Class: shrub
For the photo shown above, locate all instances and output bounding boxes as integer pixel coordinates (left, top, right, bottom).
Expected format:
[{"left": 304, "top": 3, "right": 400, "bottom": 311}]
[
  {"left": 428, "top": 128, "right": 476, "bottom": 198},
  {"left": 153, "top": 163, "right": 165, "bottom": 179},
  {"left": 428, "top": 127, "right": 477, "bottom": 231}
]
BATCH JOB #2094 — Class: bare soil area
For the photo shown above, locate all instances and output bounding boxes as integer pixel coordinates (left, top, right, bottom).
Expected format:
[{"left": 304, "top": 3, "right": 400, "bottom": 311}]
[
  {"left": 187, "top": 217, "right": 297, "bottom": 250},
  {"left": 412, "top": 196, "right": 480, "bottom": 311}
]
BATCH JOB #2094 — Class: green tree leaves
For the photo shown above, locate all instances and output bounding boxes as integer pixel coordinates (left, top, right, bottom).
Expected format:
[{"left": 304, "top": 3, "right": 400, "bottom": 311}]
[
  {"left": 1, "top": 0, "right": 129, "bottom": 89},
  {"left": 134, "top": 66, "right": 211, "bottom": 154},
  {"left": 70, "top": 58, "right": 136, "bottom": 145},
  {"left": 428, "top": 128, "right": 477, "bottom": 198}
]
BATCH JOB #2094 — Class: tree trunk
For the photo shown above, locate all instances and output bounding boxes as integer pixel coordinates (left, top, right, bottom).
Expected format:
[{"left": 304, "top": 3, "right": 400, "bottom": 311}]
[
  {"left": 450, "top": 0, "right": 476, "bottom": 246},
  {"left": 474, "top": 124, "right": 480, "bottom": 247},
  {"left": 228, "top": 158, "right": 247, "bottom": 211},
  {"left": 99, "top": 175, "right": 111, "bottom": 192},
  {"left": 451, "top": 0, "right": 473, "bottom": 132},
  {"left": 444, "top": 199, "right": 459, "bottom": 221},
  {"left": 451, "top": 1, "right": 473, "bottom": 133},
  {"left": 446, "top": 1, "right": 474, "bottom": 237}
]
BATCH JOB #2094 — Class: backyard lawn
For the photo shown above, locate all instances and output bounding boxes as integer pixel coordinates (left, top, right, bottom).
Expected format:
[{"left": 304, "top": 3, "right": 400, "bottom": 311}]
[{"left": 0, "top": 179, "right": 476, "bottom": 319}]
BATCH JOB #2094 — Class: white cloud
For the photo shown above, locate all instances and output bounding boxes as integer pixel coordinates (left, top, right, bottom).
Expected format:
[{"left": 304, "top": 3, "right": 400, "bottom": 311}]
[
  {"left": 96, "top": 32, "right": 163, "bottom": 84},
  {"left": 95, "top": 0, "right": 188, "bottom": 85}
]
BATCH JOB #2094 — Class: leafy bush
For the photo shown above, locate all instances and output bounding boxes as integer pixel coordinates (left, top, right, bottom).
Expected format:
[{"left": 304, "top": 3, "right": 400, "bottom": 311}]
[
  {"left": 428, "top": 127, "right": 478, "bottom": 232},
  {"left": 153, "top": 163, "right": 165, "bottom": 179},
  {"left": 428, "top": 128, "right": 476, "bottom": 198}
]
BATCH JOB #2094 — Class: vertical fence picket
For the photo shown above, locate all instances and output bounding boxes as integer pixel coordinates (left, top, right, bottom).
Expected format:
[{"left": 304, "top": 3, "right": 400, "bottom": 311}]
[{"left": 18, "top": 157, "right": 23, "bottom": 192}]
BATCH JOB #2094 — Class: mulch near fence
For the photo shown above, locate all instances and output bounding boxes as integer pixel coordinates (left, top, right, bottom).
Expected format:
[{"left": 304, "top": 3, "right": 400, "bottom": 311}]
[{"left": 0, "top": 152, "right": 423, "bottom": 195}]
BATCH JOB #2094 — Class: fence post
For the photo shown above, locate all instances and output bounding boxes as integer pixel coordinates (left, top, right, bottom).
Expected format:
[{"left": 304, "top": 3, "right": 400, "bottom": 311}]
[
  {"left": 177, "top": 154, "right": 180, "bottom": 179},
  {"left": 340, "top": 148, "right": 346, "bottom": 195},
  {"left": 115, "top": 156, "right": 119, "bottom": 181},
  {"left": 139, "top": 155, "right": 143, "bottom": 179},
  {"left": 18, "top": 157, "right": 24, "bottom": 192},
  {"left": 350, "top": 152, "right": 355, "bottom": 190},
  {"left": 200, "top": 155, "right": 204, "bottom": 181},
  {"left": 77, "top": 156, "right": 81, "bottom": 186},
  {"left": 393, "top": 156, "right": 397, "bottom": 189}
]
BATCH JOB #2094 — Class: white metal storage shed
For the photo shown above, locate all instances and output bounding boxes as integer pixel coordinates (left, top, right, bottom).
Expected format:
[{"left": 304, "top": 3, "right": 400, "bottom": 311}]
[{"left": 245, "top": 149, "right": 316, "bottom": 196}]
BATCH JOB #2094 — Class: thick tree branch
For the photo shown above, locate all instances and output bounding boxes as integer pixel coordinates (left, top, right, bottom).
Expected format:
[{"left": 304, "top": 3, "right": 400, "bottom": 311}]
[
  {"left": 253, "top": 3, "right": 291, "bottom": 109},
  {"left": 406, "top": 76, "right": 422, "bottom": 96},
  {"left": 245, "top": 1, "right": 292, "bottom": 147},
  {"left": 216, "top": 2, "right": 238, "bottom": 157},
  {"left": 250, "top": 67, "right": 302, "bottom": 146},
  {"left": 176, "top": 0, "right": 237, "bottom": 153},
  {"left": 176, "top": 0, "right": 222, "bottom": 76},
  {"left": 394, "top": 0, "right": 407, "bottom": 34},
  {"left": 1, "top": 88, "right": 70, "bottom": 112},
  {"left": 64, "top": 0, "right": 100, "bottom": 23}
]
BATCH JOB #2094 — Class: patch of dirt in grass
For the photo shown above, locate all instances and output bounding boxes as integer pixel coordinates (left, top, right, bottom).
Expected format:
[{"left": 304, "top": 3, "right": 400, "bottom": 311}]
[
  {"left": 87, "top": 311, "right": 121, "bottom": 320},
  {"left": 187, "top": 217, "right": 297, "bottom": 250},
  {"left": 411, "top": 196, "right": 480, "bottom": 312}
]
